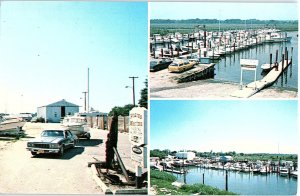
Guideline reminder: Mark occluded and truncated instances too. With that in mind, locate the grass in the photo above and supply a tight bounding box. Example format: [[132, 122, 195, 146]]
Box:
[[151, 169, 237, 195], [150, 23, 298, 36]]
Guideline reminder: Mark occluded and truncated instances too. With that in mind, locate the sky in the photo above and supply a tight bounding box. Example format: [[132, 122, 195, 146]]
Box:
[[150, 100, 298, 154], [0, 1, 148, 114], [150, 2, 298, 20]]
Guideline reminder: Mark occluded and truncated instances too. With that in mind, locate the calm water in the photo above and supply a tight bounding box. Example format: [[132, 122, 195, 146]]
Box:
[[153, 31, 298, 89], [174, 167, 297, 195], [214, 31, 298, 89]]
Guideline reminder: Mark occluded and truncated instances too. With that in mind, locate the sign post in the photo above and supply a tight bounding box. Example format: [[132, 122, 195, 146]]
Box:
[[129, 107, 147, 188]]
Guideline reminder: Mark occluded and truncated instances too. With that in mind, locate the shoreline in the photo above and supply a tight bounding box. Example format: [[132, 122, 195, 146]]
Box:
[[150, 78, 297, 99]]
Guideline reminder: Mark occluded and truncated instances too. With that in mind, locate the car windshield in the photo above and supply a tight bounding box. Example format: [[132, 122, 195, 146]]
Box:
[[150, 61, 158, 67], [41, 130, 64, 137]]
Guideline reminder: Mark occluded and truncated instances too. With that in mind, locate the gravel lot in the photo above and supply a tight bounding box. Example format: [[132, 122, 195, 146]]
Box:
[[0, 123, 134, 194]]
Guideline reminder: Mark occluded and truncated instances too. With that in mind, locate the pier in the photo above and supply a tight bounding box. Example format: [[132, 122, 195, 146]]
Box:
[[231, 58, 292, 98]]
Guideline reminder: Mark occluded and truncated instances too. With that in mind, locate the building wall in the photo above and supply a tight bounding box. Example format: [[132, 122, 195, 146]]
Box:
[[176, 152, 195, 160], [37, 106, 79, 123]]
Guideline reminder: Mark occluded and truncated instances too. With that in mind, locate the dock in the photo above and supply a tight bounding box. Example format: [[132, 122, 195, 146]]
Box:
[[163, 168, 187, 174], [231, 59, 292, 98], [171, 63, 215, 83]]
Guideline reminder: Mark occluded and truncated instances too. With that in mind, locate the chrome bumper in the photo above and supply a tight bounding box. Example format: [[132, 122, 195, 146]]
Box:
[[27, 147, 60, 154]]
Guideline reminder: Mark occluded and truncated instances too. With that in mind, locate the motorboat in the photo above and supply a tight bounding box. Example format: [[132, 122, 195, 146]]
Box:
[[61, 113, 90, 139], [279, 167, 289, 177], [0, 116, 26, 135]]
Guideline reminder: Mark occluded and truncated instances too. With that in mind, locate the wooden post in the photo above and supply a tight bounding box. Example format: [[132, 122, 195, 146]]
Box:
[[171, 46, 173, 58], [291, 47, 293, 63], [286, 51, 289, 67], [269, 53, 272, 69], [161, 48, 163, 58], [202, 173, 205, 184], [225, 170, 228, 191], [281, 54, 285, 71]]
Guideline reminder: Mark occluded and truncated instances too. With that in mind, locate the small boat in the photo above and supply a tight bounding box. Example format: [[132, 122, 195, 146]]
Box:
[[0, 116, 26, 135], [279, 167, 289, 177], [61, 113, 90, 139], [261, 63, 275, 71], [291, 170, 298, 178]]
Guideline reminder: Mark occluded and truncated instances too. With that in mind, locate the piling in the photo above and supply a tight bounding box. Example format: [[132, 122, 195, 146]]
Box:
[[291, 47, 293, 63], [281, 54, 285, 69], [286, 51, 289, 68], [269, 53, 272, 69], [170, 46, 173, 58], [225, 170, 228, 191], [160, 48, 163, 58], [202, 173, 205, 184]]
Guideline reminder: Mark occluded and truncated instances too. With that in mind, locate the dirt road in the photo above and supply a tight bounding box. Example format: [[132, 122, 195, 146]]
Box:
[[0, 123, 133, 194]]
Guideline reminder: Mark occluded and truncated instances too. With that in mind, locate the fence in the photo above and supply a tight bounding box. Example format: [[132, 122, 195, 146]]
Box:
[[86, 115, 129, 133]]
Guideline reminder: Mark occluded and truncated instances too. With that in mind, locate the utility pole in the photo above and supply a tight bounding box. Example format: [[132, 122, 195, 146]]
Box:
[[87, 68, 90, 112], [129, 76, 138, 106], [82, 91, 87, 112]]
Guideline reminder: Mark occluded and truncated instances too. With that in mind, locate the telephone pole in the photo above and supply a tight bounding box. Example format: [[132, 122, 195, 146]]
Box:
[[129, 76, 138, 106], [82, 91, 87, 112]]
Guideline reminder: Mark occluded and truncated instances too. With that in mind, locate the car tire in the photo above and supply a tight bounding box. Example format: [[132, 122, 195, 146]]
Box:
[[86, 133, 91, 140], [31, 152, 37, 156], [59, 146, 64, 156]]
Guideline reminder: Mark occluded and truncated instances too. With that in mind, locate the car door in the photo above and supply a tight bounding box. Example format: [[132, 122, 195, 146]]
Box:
[[64, 130, 71, 148]]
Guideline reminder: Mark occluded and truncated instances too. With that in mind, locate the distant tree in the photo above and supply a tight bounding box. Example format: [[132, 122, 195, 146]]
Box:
[[108, 104, 134, 116], [150, 149, 169, 159], [138, 79, 148, 109]]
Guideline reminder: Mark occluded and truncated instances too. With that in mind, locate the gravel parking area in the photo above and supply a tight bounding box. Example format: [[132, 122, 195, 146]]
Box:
[[0, 123, 134, 194]]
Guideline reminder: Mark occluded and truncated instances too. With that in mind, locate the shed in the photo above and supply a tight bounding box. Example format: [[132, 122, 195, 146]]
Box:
[[37, 99, 79, 123]]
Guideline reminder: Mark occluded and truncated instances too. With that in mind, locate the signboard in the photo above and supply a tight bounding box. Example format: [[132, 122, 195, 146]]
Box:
[[131, 145, 147, 168], [240, 59, 258, 70], [129, 107, 147, 146], [129, 107, 148, 168]]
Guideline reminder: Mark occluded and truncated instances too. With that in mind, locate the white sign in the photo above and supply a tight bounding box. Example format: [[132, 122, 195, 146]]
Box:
[[240, 59, 259, 70], [131, 145, 147, 168], [129, 107, 147, 146], [129, 107, 148, 168]]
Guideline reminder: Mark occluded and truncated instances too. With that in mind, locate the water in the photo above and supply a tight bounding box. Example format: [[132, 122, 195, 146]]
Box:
[[174, 167, 297, 195], [153, 31, 298, 89], [214, 32, 298, 89]]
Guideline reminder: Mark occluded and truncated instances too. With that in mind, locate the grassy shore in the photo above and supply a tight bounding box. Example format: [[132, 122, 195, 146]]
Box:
[[151, 169, 237, 195], [150, 23, 298, 35]]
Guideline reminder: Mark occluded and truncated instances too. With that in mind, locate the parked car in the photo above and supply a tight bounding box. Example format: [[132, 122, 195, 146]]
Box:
[[27, 128, 78, 156], [150, 58, 172, 72], [168, 59, 195, 73]]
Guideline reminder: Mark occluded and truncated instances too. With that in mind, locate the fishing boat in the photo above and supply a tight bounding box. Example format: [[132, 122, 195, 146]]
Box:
[[291, 170, 298, 179], [0, 116, 26, 135]]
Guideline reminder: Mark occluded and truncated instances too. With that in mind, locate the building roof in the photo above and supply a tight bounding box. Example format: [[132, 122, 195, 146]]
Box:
[[41, 99, 79, 108]]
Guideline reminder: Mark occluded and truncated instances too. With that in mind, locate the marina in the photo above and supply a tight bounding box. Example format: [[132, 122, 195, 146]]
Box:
[[150, 29, 298, 98], [174, 166, 297, 195]]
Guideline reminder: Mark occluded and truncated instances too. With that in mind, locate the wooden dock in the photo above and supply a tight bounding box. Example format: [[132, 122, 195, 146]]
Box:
[[163, 168, 187, 174], [231, 59, 292, 98], [171, 63, 215, 83]]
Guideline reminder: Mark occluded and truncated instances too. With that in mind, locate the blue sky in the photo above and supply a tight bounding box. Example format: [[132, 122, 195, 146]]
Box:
[[150, 2, 298, 20], [150, 100, 298, 154], [0, 1, 148, 113]]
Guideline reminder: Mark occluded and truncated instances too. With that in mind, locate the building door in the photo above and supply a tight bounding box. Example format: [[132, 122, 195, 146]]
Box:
[[61, 106, 66, 118]]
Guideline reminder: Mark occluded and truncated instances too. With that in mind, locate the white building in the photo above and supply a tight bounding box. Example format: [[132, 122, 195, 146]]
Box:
[[175, 151, 196, 160], [37, 99, 79, 123]]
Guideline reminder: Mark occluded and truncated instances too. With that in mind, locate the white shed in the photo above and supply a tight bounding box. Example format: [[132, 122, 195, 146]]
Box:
[[176, 151, 196, 160], [37, 99, 79, 123]]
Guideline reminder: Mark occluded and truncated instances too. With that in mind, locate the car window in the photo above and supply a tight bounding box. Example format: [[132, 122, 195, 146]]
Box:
[[42, 130, 64, 137]]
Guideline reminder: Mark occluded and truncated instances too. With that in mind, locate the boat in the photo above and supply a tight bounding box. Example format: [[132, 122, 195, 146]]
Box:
[[261, 63, 275, 71], [61, 113, 90, 139], [291, 170, 298, 178], [0, 116, 26, 135], [279, 167, 289, 177]]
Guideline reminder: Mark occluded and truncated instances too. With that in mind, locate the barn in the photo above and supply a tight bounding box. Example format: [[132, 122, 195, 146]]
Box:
[[37, 99, 79, 123]]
